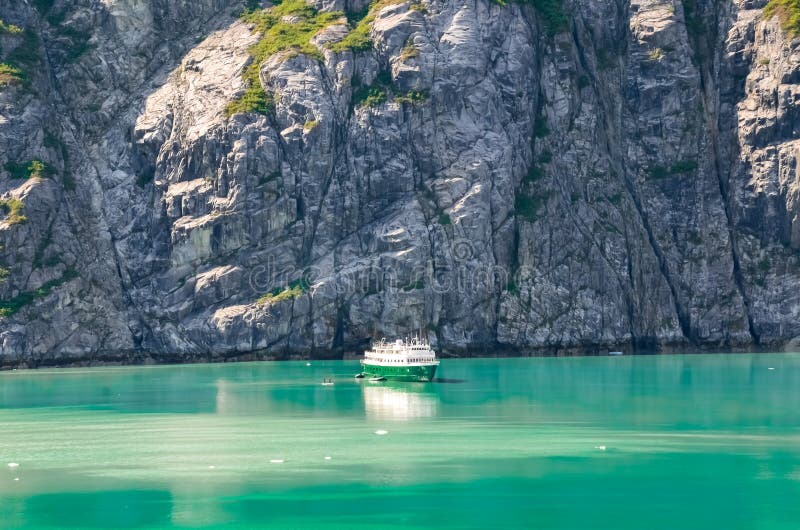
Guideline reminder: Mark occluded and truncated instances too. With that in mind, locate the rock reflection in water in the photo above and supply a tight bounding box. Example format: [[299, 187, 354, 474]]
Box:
[[362, 383, 439, 420]]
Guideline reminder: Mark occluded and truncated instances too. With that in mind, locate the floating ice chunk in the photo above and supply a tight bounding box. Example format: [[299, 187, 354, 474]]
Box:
[[7, 463, 18, 468], [595, 446, 606, 451], [375, 430, 388, 435], [270, 459, 285, 464], [324, 456, 332, 460]]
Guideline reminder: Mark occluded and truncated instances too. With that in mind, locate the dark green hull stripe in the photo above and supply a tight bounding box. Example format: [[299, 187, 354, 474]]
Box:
[[361, 363, 438, 382]]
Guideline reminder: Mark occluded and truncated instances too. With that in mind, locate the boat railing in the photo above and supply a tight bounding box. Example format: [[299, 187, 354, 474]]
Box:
[[370, 343, 432, 351], [366, 348, 435, 356]]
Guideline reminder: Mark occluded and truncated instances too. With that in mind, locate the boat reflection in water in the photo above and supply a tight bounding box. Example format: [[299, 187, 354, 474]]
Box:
[[362, 383, 439, 420]]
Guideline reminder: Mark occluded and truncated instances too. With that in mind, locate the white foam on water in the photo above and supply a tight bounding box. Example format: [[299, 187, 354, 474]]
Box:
[[270, 459, 285, 464], [7, 463, 19, 468], [375, 430, 388, 435]]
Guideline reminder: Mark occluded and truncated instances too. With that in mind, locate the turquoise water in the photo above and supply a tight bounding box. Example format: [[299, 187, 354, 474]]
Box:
[[1, 354, 800, 529]]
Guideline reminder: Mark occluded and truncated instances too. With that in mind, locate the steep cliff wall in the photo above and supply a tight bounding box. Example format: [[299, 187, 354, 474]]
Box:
[[1, 0, 800, 366]]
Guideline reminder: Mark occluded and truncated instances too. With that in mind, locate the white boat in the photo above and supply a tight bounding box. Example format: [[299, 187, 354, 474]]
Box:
[[361, 337, 439, 382], [609, 351, 623, 356]]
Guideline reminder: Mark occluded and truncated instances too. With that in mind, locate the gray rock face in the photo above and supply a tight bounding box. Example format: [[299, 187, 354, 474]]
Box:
[[2, 0, 800, 366]]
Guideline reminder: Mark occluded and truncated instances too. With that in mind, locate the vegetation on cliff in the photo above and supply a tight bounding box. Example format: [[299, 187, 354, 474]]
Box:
[[492, 0, 568, 36], [0, 269, 78, 317], [0, 19, 22, 35], [257, 278, 309, 306], [329, 8, 374, 52], [0, 63, 23, 88], [0, 19, 26, 88], [227, 0, 343, 116], [0, 198, 27, 225], [647, 159, 699, 180], [522, 0, 568, 36], [764, 0, 800, 37], [5, 160, 51, 180], [330, 0, 417, 53], [351, 70, 428, 109]]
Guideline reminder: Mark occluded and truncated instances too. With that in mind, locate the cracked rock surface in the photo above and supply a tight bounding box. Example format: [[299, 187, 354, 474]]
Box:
[[1, 0, 800, 366]]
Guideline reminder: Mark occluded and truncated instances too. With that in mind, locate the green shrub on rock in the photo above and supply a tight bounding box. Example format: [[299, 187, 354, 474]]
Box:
[[4, 160, 52, 179], [257, 278, 310, 306], [0, 63, 24, 88], [0, 198, 27, 225], [764, 0, 800, 37], [228, 0, 343, 117]]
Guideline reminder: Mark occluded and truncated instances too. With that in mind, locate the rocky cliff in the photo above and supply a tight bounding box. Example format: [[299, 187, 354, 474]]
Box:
[[1, 0, 799, 366]]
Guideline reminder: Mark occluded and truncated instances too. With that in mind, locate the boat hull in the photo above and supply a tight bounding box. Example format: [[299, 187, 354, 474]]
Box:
[[360, 362, 438, 382]]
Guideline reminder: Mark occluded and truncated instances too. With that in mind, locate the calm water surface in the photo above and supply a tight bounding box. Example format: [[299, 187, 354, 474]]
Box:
[[1, 354, 800, 529]]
